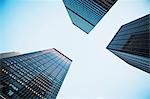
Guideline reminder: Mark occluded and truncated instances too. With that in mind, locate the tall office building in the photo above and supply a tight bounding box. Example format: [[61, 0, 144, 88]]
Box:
[[0, 48, 72, 99], [107, 14, 150, 73], [63, 0, 118, 34]]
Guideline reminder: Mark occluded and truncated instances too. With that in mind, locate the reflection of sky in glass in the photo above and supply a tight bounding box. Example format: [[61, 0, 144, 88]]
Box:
[[63, 0, 105, 25], [67, 9, 94, 33], [0, 0, 150, 99], [63, 0, 107, 33]]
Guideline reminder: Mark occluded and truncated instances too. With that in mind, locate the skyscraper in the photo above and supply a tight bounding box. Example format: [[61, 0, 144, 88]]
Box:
[[107, 14, 150, 73], [63, 0, 118, 34], [0, 48, 72, 99]]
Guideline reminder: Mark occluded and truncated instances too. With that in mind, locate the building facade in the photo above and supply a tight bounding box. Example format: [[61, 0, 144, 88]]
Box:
[[63, 0, 118, 34], [0, 48, 72, 99], [107, 14, 150, 73]]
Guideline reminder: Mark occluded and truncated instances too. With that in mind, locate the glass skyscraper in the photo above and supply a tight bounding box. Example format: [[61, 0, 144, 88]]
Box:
[[107, 14, 150, 73], [63, 0, 118, 34], [0, 48, 72, 99]]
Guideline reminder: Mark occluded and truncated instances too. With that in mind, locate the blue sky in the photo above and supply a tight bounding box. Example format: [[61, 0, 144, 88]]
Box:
[[0, 0, 150, 99]]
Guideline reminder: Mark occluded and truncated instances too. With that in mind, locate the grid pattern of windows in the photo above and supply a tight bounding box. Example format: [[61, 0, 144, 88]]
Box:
[[107, 14, 150, 73], [110, 50, 150, 73], [94, 0, 117, 10], [0, 48, 72, 99], [63, 0, 117, 33]]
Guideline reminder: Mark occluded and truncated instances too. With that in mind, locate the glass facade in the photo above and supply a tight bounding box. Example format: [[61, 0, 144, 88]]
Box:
[[107, 14, 150, 73], [63, 0, 117, 34], [0, 48, 72, 99]]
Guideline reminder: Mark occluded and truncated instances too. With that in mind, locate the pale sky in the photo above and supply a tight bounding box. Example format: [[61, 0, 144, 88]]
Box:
[[0, 0, 150, 99]]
